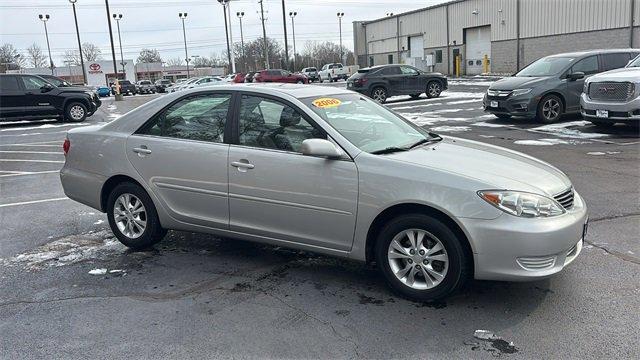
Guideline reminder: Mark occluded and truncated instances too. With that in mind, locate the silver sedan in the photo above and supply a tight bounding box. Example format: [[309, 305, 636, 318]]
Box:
[[60, 83, 588, 301]]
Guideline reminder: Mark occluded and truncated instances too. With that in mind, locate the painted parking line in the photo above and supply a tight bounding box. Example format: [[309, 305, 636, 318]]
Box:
[[0, 197, 69, 208], [0, 159, 64, 163], [0, 170, 60, 178], [0, 130, 68, 137], [0, 141, 61, 147]]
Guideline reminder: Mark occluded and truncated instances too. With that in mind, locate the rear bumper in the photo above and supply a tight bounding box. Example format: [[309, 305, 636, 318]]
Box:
[[580, 93, 640, 122], [60, 165, 106, 212], [461, 191, 588, 281]]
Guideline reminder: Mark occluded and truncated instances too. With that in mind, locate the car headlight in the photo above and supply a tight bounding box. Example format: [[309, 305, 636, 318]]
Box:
[[478, 190, 565, 218], [511, 88, 532, 97]]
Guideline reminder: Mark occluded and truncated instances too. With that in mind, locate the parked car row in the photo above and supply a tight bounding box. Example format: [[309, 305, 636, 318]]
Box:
[[484, 48, 640, 125], [0, 73, 101, 123]]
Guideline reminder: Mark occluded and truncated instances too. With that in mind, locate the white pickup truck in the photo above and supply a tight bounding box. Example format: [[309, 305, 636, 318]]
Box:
[[319, 63, 354, 82]]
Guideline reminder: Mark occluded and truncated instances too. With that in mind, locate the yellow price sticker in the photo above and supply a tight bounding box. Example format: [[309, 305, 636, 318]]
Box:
[[312, 98, 342, 108]]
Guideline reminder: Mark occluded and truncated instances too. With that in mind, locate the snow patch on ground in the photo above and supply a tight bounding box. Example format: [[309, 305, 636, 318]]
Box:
[[448, 80, 495, 86], [93, 219, 104, 225], [587, 151, 621, 155], [471, 121, 513, 128], [513, 138, 588, 146], [88, 268, 107, 275], [530, 121, 609, 139], [0, 123, 88, 132], [430, 125, 471, 133], [1, 230, 126, 270]]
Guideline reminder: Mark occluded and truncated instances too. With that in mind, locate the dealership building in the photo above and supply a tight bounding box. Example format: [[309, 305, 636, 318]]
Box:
[[353, 0, 639, 75]]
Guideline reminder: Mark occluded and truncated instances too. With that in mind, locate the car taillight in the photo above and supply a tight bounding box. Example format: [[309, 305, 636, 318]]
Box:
[[63, 138, 70, 156]]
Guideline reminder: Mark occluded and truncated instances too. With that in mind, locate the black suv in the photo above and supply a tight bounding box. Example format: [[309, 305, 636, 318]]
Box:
[[0, 74, 98, 123], [347, 64, 448, 103], [38, 74, 101, 116]]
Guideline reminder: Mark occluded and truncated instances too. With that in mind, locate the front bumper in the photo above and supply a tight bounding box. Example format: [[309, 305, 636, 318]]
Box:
[[483, 93, 538, 118], [460, 191, 588, 281], [580, 93, 640, 123]]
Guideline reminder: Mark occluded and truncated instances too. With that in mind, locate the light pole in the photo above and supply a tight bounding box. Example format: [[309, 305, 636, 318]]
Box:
[[258, 0, 269, 69], [289, 11, 297, 71], [38, 14, 54, 74], [104, 0, 119, 84], [69, 1, 86, 84], [237, 11, 246, 72], [112, 14, 125, 76], [217, 0, 233, 74], [179, 12, 190, 78], [337, 12, 344, 64], [281, 0, 289, 70]]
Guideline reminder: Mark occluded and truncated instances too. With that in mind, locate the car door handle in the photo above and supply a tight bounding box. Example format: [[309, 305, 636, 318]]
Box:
[[231, 161, 254, 169], [133, 147, 152, 155]]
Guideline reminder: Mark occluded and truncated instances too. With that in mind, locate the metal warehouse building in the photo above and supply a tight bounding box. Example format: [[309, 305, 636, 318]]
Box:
[[353, 0, 639, 75]]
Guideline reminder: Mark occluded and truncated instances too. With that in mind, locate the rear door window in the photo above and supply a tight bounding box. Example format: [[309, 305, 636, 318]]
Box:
[[20, 76, 48, 90], [139, 93, 231, 143], [0, 76, 20, 91], [380, 66, 401, 76], [600, 53, 632, 71]]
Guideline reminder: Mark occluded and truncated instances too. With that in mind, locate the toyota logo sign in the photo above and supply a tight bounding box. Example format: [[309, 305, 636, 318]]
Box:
[[88, 63, 103, 74]]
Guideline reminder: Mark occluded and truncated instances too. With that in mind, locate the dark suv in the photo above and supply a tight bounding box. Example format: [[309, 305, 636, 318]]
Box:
[[0, 74, 98, 123], [38, 74, 101, 115], [347, 64, 448, 103], [484, 49, 640, 123]]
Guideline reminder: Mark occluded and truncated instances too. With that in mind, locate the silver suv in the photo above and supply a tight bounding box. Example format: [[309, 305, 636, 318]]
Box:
[[581, 55, 640, 127]]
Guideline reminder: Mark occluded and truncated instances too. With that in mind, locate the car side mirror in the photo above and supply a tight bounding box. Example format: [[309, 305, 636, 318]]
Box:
[[40, 83, 54, 92], [567, 72, 585, 81], [301, 139, 343, 159]]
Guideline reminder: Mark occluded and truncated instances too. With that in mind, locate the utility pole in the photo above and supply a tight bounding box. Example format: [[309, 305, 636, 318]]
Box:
[[237, 11, 246, 72], [112, 14, 125, 75], [227, 3, 236, 73], [281, 0, 289, 70], [289, 11, 297, 71], [337, 12, 344, 64], [179, 13, 190, 78], [258, 0, 269, 69], [218, 0, 233, 74], [104, 0, 119, 81], [69, 0, 86, 84], [38, 14, 54, 74]]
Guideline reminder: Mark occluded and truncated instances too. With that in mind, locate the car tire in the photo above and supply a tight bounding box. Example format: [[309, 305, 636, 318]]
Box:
[[371, 86, 388, 103], [296, 80, 304, 84], [107, 182, 167, 250], [426, 81, 442, 98], [537, 94, 564, 123], [65, 101, 88, 122], [410, 94, 421, 99], [495, 114, 511, 119], [375, 214, 470, 302]]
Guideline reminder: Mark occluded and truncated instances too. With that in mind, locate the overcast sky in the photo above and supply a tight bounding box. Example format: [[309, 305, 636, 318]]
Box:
[[0, 0, 447, 66]]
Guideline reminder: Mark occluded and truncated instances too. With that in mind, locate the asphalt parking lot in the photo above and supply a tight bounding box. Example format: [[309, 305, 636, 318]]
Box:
[[1, 80, 638, 359]]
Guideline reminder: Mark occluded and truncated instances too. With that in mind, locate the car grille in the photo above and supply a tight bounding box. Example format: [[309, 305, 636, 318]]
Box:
[[554, 188, 574, 210], [487, 89, 512, 98], [588, 82, 635, 102]]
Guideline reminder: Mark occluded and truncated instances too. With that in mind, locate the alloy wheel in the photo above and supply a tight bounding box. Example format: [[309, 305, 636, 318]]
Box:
[[428, 82, 441, 97], [542, 98, 561, 121], [387, 229, 449, 290], [69, 105, 85, 120], [113, 193, 147, 239], [372, 88, 387, 103]]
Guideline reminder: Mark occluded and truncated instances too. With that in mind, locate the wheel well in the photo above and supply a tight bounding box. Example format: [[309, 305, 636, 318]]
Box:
[[365, 203, 474, 271], [64, 97, 91, 111], [370, 84, 388, 93], [100, 175, 144, 212]]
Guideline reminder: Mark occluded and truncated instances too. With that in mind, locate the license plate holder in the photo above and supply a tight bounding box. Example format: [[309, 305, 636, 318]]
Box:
[[490, 100, 498, 108], [596, 109, 608, 118]]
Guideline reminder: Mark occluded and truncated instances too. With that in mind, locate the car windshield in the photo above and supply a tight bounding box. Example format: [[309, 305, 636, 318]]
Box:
[[302, 94, 438, 154], [627, 56, 640, 67], [516, 57, 575, 77]]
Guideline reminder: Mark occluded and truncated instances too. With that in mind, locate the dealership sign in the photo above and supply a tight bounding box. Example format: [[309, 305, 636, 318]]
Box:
[[88, 63, 103, 74]]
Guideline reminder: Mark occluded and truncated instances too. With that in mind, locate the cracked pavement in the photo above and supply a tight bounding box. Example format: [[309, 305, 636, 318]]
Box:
[[1, 83, 638, 359]]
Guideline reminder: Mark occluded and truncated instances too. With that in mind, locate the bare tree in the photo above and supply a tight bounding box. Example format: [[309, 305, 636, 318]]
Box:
[[0, 43, 25, 69], [26, 43, 47, 68], [137, 48, 162, 63], [166, 57, 183, 66], [63, 42, 102, 65]]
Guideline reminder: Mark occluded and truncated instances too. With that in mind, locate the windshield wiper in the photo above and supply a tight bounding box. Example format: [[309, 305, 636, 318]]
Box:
[[370, 147, 409, 155], [407, 135, 443, 149]]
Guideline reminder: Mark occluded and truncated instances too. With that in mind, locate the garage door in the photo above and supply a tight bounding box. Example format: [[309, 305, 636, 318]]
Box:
[[409, 36, 423, 59], [465, 26, 491, 75]]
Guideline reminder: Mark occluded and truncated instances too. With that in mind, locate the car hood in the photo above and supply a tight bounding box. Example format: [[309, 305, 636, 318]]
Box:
[[587, 67, 640, 82], [384, 137, 571, 196], [489, 76, 552, 90]]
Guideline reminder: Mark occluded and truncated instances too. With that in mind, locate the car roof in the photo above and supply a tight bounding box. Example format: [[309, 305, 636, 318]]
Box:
[[547, 48, 639, 58], [180, 83, 353, 99]]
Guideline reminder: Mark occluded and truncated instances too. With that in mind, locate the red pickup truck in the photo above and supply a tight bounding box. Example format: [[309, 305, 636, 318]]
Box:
[[253, 69, 308, 84]]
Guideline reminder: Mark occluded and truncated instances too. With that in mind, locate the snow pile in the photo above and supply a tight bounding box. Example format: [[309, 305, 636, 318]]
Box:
[[529, 121, 609, 139]]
